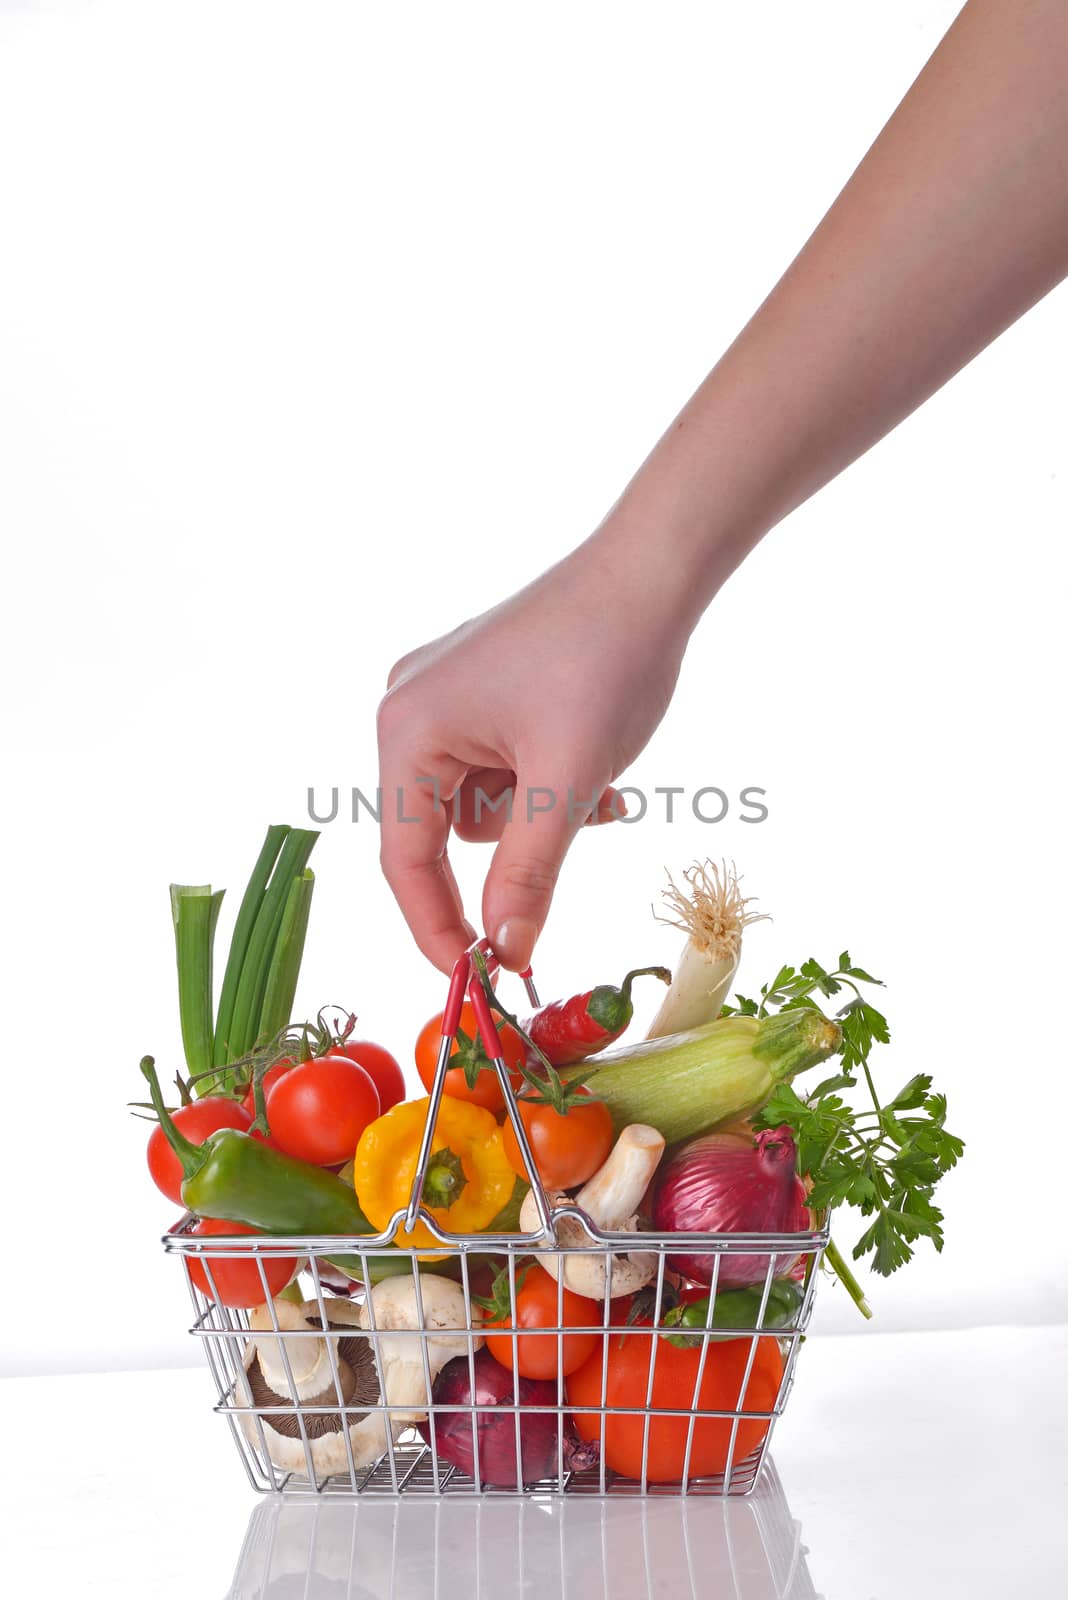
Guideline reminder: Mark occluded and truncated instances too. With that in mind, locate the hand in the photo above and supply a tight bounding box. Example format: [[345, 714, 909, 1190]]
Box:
[[377, 532, 690, 972]]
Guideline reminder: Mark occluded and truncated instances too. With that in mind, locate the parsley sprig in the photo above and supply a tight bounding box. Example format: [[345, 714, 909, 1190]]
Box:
[[726, 954, 964, 1306]]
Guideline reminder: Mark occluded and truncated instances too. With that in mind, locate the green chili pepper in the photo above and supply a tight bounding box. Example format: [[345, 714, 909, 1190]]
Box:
[[660, 1277, 804, 1348], [141, 1057, 426, 1284]]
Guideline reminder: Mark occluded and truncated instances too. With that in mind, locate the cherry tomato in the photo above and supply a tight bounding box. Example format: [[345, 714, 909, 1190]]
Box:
[[415, 1001, 525, 1112], [265, 1054, 380, 1165], [240, 1058, 295, 1118], [485, 1263, 600, 1380], [502, 1089, 613, 1189], [147, 1097, 252, 1205], [334, 1040, 406, 1114], [186, 1219, 297, 1308], [567, 1324, 784, 1482]]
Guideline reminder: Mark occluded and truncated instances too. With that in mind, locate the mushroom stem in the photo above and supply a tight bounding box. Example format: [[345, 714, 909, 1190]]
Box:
[[518, 1124, 666, 1299], [249, 1300, 339, 1399], [357, 1276, 484, 1460], [573, 1124, 666, 1229]]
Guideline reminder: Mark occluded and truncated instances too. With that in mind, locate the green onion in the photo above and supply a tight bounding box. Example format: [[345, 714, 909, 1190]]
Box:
[[170, 884, 225, 1089], [646, 861, 766, 1039], [256, 868, 315, 1047], [227, 828, 319, 1061], [212, 823, 290, 1070]]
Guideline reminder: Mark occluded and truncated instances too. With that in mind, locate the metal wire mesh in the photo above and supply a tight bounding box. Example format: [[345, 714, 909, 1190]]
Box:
[[165, 1208, 827, 1499]]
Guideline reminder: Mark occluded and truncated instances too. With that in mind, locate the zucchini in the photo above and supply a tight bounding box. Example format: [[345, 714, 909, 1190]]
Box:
[[563, 1008, 841, 1144]]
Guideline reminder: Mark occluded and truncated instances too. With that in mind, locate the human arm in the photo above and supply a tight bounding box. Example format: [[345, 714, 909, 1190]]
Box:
[[378, 0, 1068, 973]]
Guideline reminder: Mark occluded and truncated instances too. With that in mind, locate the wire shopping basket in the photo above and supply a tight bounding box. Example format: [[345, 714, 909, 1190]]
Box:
[[163, 941, 828, 1498]]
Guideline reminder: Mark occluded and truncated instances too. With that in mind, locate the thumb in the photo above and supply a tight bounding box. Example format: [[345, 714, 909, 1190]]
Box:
[[481, 769, 605, 970]]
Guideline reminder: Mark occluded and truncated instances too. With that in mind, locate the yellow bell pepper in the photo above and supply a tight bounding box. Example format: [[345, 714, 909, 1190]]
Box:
[[354, 1095, 515, 1251]]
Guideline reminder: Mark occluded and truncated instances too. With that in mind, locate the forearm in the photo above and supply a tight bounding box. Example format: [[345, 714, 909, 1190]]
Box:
[[598, 0, 1068, 624]]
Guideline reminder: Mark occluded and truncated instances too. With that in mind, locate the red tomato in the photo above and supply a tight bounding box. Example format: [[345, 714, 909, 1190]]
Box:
[[266, 1054, 380, 1165], [415, 1000, 525, 1112], [241, 1058, 295, 1118], [147, 1097, 252, 1205], [485, 1264, 600, 1380], [502, 1090, 613, 1190], [334, 1040, 405, 1114], [567, 1326, 784, 1483], [186, 1219, 297, 1308]]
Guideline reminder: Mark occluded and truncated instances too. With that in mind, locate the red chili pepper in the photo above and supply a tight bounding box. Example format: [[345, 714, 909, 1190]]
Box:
[[526, 967, 670, 1067]]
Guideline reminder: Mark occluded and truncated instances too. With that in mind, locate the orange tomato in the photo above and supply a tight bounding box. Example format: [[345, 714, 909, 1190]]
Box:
[[566, 1327, 784, 1483], [502, 1090, 613, 1189], [484, 1264, 600, 1380], [415, 1000, 525, 1112]]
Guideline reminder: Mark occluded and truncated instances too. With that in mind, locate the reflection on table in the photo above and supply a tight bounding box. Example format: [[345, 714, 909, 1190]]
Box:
[[224, 1460, 820, 1599]]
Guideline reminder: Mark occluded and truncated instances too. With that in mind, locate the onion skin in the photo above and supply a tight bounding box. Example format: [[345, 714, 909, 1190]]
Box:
[[652, 1126, 810, 1289], [418, 1348, 597, 1487]]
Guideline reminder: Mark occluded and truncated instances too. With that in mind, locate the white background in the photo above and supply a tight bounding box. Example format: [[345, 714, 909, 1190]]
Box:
[[1, 0, 1064, 1378]]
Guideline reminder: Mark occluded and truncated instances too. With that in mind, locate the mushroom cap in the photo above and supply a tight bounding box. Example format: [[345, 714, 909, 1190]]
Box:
[[358, 1273, 482, 1370]]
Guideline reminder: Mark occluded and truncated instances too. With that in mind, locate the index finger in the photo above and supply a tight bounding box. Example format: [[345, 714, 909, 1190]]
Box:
[[378, 743, 476, 973]]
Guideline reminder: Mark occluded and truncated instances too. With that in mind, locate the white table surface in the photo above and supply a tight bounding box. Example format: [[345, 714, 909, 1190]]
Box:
[[4, 1325, 1065, 1599]]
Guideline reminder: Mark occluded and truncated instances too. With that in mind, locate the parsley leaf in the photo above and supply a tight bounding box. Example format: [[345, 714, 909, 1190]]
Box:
[[747, 952, 964, 1302]]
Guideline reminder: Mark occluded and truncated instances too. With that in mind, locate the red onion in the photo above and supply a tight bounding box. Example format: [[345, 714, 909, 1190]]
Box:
[[652, 1125, 810, 1289], [418, 1348, 597, 1487]]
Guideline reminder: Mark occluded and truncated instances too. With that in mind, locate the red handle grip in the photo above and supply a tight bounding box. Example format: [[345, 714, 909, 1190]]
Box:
[[467, 972, 503, 1059], [442, 954, 471, 1036]]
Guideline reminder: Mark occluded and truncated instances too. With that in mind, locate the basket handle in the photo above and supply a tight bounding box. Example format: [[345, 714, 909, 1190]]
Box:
[[404, 940, 556, 1238]]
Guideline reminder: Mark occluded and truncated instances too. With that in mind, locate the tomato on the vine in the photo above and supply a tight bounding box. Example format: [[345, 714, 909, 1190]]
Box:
[[147, 1097, 252, 1205], [483, 1263, 600, 1380], [266, 1054, 380, 1165], [566, 1323, 784, 1482], [502, 1089, 613, 1190], [334, 1039, 405, 1114], [186, 1219, 297, 1308], [240, 1058, 294, 1118], [415, 1000, 525, 1112]]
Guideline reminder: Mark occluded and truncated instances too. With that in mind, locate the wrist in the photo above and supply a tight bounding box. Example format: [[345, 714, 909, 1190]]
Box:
[[587, 436, 767, 641]]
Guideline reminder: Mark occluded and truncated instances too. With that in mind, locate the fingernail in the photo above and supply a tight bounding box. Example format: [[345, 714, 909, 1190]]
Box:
[[494, 916, 539, 969], [587, 793, 626, 824]]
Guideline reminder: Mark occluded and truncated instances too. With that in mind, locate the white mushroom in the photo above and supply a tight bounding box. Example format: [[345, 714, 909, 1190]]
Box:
[[248, 1298, 347, 1400], [519, 1123, 666, 1299], [239, 1277, 482, 1481], [355, 1275, 481, 1465]]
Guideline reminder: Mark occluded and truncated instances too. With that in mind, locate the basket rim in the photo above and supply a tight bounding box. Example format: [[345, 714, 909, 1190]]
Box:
[[162, 1206, 832, 1255]]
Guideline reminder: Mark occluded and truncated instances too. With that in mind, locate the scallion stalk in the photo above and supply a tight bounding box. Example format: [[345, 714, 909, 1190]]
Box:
[[646, 861, 766, 1039], [212, 823, 290, 1070], [227, 828, 319, 1060], [256, 868, 315, 1047], [170, 884, 225, 1088]]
